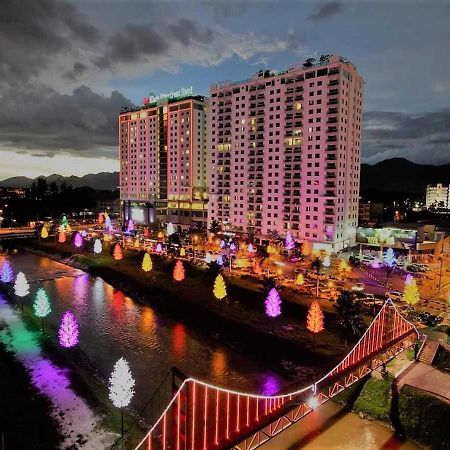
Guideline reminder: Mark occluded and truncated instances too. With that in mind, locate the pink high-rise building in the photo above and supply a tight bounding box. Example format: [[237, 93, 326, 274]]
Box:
[[207, 55, 363, 252], [119, 94, 208, 229]]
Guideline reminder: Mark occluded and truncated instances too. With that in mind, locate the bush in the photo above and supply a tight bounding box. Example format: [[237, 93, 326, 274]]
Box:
[[434, 346, 450, 373], [398, 385, 450, 450]]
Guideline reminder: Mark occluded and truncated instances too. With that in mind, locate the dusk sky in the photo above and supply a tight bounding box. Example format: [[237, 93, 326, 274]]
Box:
[[1, 0, 449, 180]]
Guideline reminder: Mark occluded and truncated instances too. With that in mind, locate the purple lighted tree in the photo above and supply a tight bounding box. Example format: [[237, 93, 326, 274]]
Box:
[[265, 287, 282, 332], [405, 273, 414, 286], [58, 311, 79, 348], [1, 260, 13, 283], [128, 219, 134, 232], [284, 231, 295, 251], [73, 232, 83, 248]]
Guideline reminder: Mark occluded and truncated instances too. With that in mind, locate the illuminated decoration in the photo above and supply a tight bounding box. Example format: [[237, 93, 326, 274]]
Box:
[[14, 272, 29, 298], [265, 288, 282, 318], [134, 239, 140, 249], [180, 247, 186, 257], [296, 273, 304, 286], [81, 229, 87, 237], [157, 231, 164, 239], [1, 260, 13, 283], [402, 278, 420, 307], [61, 215, 69, 229], [323, 255, 331, 268], [103, 233, 112, 242], [405, 274, 413, 286], [73, 232, 83, 248], [338, 258, 351, 274], [105, 214, 112, 230], [247, 243, 254, 253], [40, 226, 48, 239], [58, 231, 66, 243], [98, 213, 105, 224], [173, 260, 185, 282], [130, 300, 419, 450], [213, 274, 227, 300], [220, 240, 226, 249], [142, 253, 153, 273], [93, 239, 102, 255], [113, 243, 123, 261], [284, 231, 295, 251], [143, 228, 149, 238], [58, 311, 79, 348], [307, 300, 324, 336], [230, 242, 236, 252], [302, 240, 312, 256], [33, 287, 51, 332], [109, 357, 135, 435], [383, 248, 396, 268], [205, 252, 212, 264], [167, 222, 175, 236], [66, 224, 72, 233], [216, 254, 224, 266], [371, 257, 380, 269], [253, 261, 263, 275], [156, 243, 162, 253], [128, 219, 134, 232]]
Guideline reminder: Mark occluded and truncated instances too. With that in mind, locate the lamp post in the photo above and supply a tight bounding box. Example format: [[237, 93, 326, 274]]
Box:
[[193, 235, 198, 263]]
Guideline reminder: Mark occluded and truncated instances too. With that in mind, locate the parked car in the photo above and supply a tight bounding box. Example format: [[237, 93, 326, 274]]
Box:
[[351, 282, 365, 292], [385, 290, 402, 302]]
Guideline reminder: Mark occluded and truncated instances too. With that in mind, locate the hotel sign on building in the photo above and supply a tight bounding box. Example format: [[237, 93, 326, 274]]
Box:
[[143, 86, 194, 105]]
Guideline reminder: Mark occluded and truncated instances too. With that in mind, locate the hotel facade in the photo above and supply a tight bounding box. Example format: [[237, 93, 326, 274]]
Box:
[[207, 55, 363, 252], [119, 94, 208, 229]]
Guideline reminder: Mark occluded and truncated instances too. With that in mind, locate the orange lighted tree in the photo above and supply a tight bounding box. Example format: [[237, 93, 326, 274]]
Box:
[[296, 273, 304, 286], [113, 243, 123, 261], [302, 240, 311, 257], [58, 231, 66, 243], [173, 260, 185, 282], [338, 259, 351, 276], [307, 300, 324, 349]]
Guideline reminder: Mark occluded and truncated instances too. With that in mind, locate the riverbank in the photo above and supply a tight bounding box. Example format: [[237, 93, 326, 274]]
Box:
[[20, 239, 354, 381]]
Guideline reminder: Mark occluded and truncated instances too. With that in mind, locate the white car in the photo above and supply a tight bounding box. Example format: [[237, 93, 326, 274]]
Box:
[[351, 282, 365, 292], [385, 290, 402, 302]]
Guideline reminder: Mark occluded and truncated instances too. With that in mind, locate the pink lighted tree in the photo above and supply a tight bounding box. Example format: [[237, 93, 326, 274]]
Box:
[[284, 231, 295, 251], [58, 311, 79, 348], [265, 288, 281, 332], [73, 232, 83, 248]]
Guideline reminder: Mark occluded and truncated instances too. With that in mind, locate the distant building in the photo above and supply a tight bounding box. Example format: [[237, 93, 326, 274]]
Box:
[[95, 191, 120, 214], [208, 55, 364, 252], [358, 199, 384, 226], [0, 187, 28, 200], [119, 94, 208, 229], [426, 183, 449, 210]]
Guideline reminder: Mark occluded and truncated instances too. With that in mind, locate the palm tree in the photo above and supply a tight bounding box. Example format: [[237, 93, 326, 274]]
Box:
[[311, 257, 322, 297], [334, 291, 366, 345]]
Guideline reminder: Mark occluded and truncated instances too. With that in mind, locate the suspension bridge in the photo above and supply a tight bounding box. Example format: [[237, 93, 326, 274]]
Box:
[[128, 299, 418, 450]]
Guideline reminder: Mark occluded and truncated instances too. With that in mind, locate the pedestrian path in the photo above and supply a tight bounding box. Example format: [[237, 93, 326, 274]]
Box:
[[0, 293, 116, 449]]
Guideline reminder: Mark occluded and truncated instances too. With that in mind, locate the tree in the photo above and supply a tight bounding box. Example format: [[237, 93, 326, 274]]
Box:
[[33, 287, 52, 333], [338, 258, 351, 275], [302, 240, 311, 256], [173, 260, 185, 282], [213, 274, 227, 300], [109, 357, 135, 436], [167, 222, 174, 236], [113, 243, 123, 261], [405, 273, 413, 286], [105, 214, 112, 230], [334, 291, 365, 344], [209, 219, 221, 235], [180, 247, 186, 257], [73, 232, 83, 248], [323, 255, 331, 268], [93, 239, 102, 255], [58, 231, 66, 243], [40, 226, 48, 239], [14, 272, 29, 310], [61, 215, 69, 229], [156, 242, 162, 253], [265, 288, 281, 331], [402, 278, 420, 308], [205, 252, 212, 264], [384, 247, 396, 267], [58, 311, 79, 348], [98, 213, 104, 224], [296, 273, 304, 286], [128, 219, 134, 232], [284, 231, 295, 251], [307, 300, 324, 349], [1, 260, 13, 283], [142, 253, 152, 274]]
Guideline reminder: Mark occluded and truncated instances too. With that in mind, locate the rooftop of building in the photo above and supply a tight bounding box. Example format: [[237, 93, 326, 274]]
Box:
[[119, 95, 206, 115]]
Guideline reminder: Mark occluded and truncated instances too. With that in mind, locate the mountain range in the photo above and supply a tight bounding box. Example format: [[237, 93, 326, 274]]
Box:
[[0, 158, 449, 197]]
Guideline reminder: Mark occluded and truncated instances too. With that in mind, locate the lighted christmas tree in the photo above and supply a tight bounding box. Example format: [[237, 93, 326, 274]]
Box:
[[402, 278, 420, 308], [142, 253, 152, 274], [40, 226, 48, 239], [216, 254, 224, 266], [143, 228, 149, 238], [285, 231, 295, 251], [384, 248, 396, 268], [33, 287, 51, 333], [180, 247, 186, 257], [128, 219, 134, 232], [296, 273, 304, 286], [213, 274, 227, 300], [81, 229, 87, 237], [1, 260, 13, 283], [220, 239, 226, 248], [133, 239, 140, 249], [205, 252, 212, 264], [93, 239, 102, 255], [109, 357, 135, 436], [405, 273, 413, 286], [247, 243, 254, 253], [105, 215, 112, 230], [58, 311, 79, 348], [338, 258, 350, 275], [307, 300, 324, 349], [73, 232, 83, 248], [173, 260, 185, 282], [230, 242, 236, 251], [167, 222, 174, 236], [302, 240, 311, 256], [58, 231, 66, 243], [371, 257, 380, 269], [156, 243, 162, 253], [323, 255, 331, 267], [265, 288, 282, 318], [98, 213, 104, 224], [113, 243, 123, 261], [61, 215, 69, 229], [14, 271, 29, 310]]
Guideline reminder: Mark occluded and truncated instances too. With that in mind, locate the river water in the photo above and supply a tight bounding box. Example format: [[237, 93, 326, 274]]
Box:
[[1, 252, 421, 449]]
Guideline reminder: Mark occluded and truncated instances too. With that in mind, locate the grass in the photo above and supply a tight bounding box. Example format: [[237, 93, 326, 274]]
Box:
[[353, 374, 394, 421], [0, 339, 64, 450]]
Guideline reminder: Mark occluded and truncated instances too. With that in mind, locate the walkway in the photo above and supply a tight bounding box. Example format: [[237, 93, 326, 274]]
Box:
[[0, 294, 116, 449], [396, 361, 450, 402]]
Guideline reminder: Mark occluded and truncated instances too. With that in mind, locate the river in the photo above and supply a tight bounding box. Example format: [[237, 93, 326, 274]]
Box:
[[0, 252, 421, 449]]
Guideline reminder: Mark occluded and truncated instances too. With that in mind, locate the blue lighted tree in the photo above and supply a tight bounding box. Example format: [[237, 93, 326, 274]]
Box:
[[383, 248, 396, 285]]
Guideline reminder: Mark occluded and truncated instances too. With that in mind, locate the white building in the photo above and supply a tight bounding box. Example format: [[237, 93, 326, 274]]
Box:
[[426, 184, 449, 210]]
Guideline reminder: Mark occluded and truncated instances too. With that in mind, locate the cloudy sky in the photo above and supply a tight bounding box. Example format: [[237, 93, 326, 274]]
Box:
[[0, 0, 449, 180]]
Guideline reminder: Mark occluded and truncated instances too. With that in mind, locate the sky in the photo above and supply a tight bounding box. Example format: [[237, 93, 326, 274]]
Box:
[[0, 0, 449, 180]]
